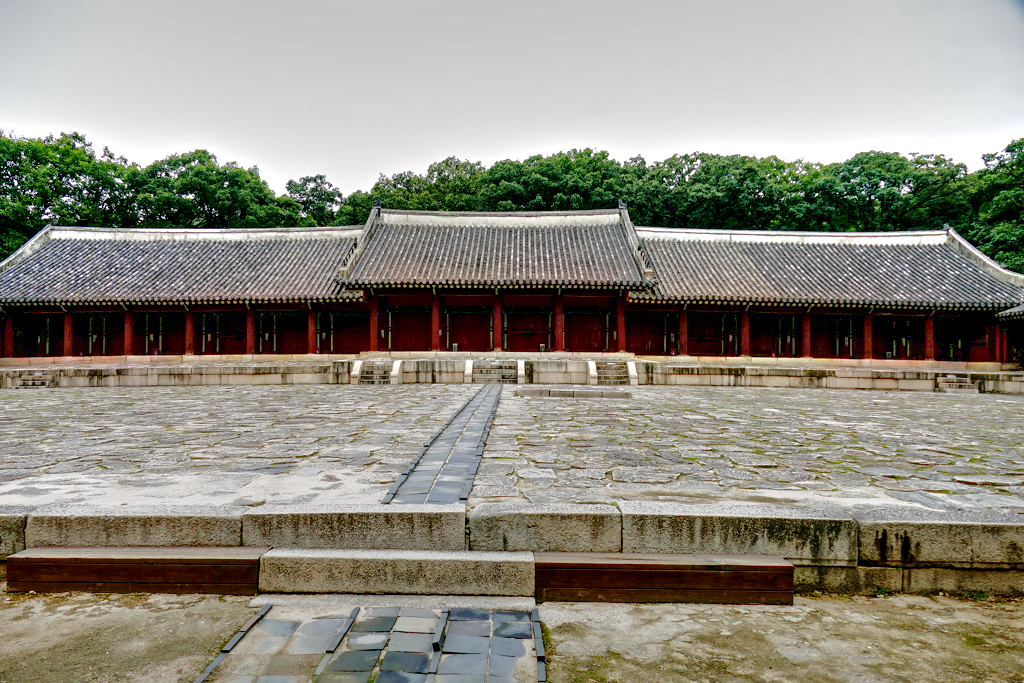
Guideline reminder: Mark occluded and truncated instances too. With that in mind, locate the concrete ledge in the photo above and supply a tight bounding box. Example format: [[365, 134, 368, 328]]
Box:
[[469, 503, 621, 552], [259, 548, 535, 595], [620, 502, 858, 566], [0, 506, 31, 559], [853, 508, 1024, 568], [242, 504, 466, 550], [25, 505, 243, 547]]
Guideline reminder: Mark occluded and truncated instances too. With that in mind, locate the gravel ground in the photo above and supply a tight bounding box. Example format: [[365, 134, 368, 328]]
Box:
[[540, 594, 1024, 683]]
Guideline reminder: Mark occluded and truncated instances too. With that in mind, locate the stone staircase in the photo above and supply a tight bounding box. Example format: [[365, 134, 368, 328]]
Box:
[[358, 362, 392, 385], [596, 361, 630, 385], [14, 371, 54, 389], [472, 360, 518, 384], [937, 375, 979, 394]]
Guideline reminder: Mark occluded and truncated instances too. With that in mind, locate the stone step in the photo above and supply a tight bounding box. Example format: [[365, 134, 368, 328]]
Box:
[[472, 361, 518, 384], [259, 549, 535, 595], [6, 546, 268, 594], [14, 372, 54, 388], [359, 363, 393, 385], [937, 377, 979, 394], [595, 362, 629, 386]]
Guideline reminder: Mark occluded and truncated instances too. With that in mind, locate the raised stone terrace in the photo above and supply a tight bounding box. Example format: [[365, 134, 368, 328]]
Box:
[[472, 386, 1024, 512], [1, 383, 1021, 513]]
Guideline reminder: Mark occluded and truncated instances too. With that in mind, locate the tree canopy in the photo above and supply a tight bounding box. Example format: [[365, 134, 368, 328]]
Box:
[[2, 130, 1022, 273]]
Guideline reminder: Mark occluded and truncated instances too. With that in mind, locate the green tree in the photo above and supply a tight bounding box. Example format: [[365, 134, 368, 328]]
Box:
[[478, 149, 625, 212], [799, 152, 969, 232], [0, 131, 132, 257], [286, 174, 343, 226], [127, 150, 303, 230], [964, 139, 1024, 272]]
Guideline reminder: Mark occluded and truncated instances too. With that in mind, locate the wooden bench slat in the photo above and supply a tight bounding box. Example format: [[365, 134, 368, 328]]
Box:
[[535, 552, 793, 570], [537, 568, 793, 591], [538, 587, 794, 605], [7, 581, 258, 595], [6, 547, 268, 595], [10, 563, 258, 585]]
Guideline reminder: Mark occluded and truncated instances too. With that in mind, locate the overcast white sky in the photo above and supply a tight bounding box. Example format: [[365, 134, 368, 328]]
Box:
[[2, 0, 1023, 195]]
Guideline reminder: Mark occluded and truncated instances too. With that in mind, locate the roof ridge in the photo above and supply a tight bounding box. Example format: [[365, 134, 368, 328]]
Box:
[[378, 208, 621, 217]]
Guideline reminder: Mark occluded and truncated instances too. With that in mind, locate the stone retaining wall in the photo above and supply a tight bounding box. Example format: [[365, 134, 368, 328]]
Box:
[[2, 359, 1022, 393], [4, 502, 1023, 595]]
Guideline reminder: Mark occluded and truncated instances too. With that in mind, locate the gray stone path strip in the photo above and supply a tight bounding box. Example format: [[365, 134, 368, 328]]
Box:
[[203, 604, 539, 683], [386, 385, 502, 505]]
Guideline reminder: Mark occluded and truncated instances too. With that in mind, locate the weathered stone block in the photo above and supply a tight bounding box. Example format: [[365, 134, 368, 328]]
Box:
[[794, 565, 901, 595], [469, 503, 621, 552], [0, 506, 30, 558], [242, 504, 466, 550], [903, 566, 1024, 595], [26, 505, 242, 547], [853, 508, 1024, 568], [620, 502, 858, 566], [259, 548, 534, 595]]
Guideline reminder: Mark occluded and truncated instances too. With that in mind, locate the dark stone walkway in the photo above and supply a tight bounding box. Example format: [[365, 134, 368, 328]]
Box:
[[385, 385, 501, 505], [198, 604, 542, 682]]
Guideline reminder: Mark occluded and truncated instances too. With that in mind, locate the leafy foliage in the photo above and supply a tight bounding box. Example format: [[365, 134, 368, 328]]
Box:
[[1, 130, 1022, 273]]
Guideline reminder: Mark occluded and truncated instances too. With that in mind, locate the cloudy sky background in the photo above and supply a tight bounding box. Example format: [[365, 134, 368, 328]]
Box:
[[2, 0, 1023, 194]]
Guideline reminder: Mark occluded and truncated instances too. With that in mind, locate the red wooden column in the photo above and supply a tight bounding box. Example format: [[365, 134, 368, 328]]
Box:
[[616, 296, 627, 352], [493, 296, 502, 351], [995, 324, 1003, 363], [678, 309, 688, 356], [554, 296, 564, 352], [801, 313, 812, 357], [924, 316, 936, 361], [739, 311, 751, 356], [123, 311, 134, 356], [431, 295, 441, 351], [4, 316, 14, 358], [369, 295, 379, 352], [245, 310, 256, 354], [863, 314, 874, 359], [62, 312, 73, 356], [307, 310, 317, 354], [184, 311, 195, 355], [1004, 327, 1011, 364]]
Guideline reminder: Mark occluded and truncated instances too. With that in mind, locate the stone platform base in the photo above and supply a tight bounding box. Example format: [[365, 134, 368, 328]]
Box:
[[0, 357, 1021, 393]]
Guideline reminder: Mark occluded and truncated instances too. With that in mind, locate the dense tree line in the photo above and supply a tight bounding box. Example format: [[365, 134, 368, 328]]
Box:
[[2, 130, 1022, 272]]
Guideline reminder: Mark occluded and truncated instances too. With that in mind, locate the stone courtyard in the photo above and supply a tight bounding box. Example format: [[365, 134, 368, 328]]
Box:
[[473, 386, 1024, 512], [1, 384, 1022, 514]]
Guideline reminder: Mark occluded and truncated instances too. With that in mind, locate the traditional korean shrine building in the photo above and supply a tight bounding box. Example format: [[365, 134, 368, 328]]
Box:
[[0, 205, 1021, 364]]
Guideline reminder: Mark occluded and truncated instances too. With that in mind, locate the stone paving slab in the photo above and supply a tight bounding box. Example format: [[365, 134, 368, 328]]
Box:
[[206, 600, 539, 683], [471, 385, 1024, 515], [0, 384, 479, 510]]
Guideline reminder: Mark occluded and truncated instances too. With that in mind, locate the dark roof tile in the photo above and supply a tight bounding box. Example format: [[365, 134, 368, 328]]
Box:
[[0, 227, 359, 305], [635, 229, 1024, 310]]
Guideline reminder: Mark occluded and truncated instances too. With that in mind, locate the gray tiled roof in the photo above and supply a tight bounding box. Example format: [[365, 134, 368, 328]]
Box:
[[634, 228, 1024, 310], [341, 208, 653, 289], [0, 226, 360, 305], [998, 303, 1024, 319]]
